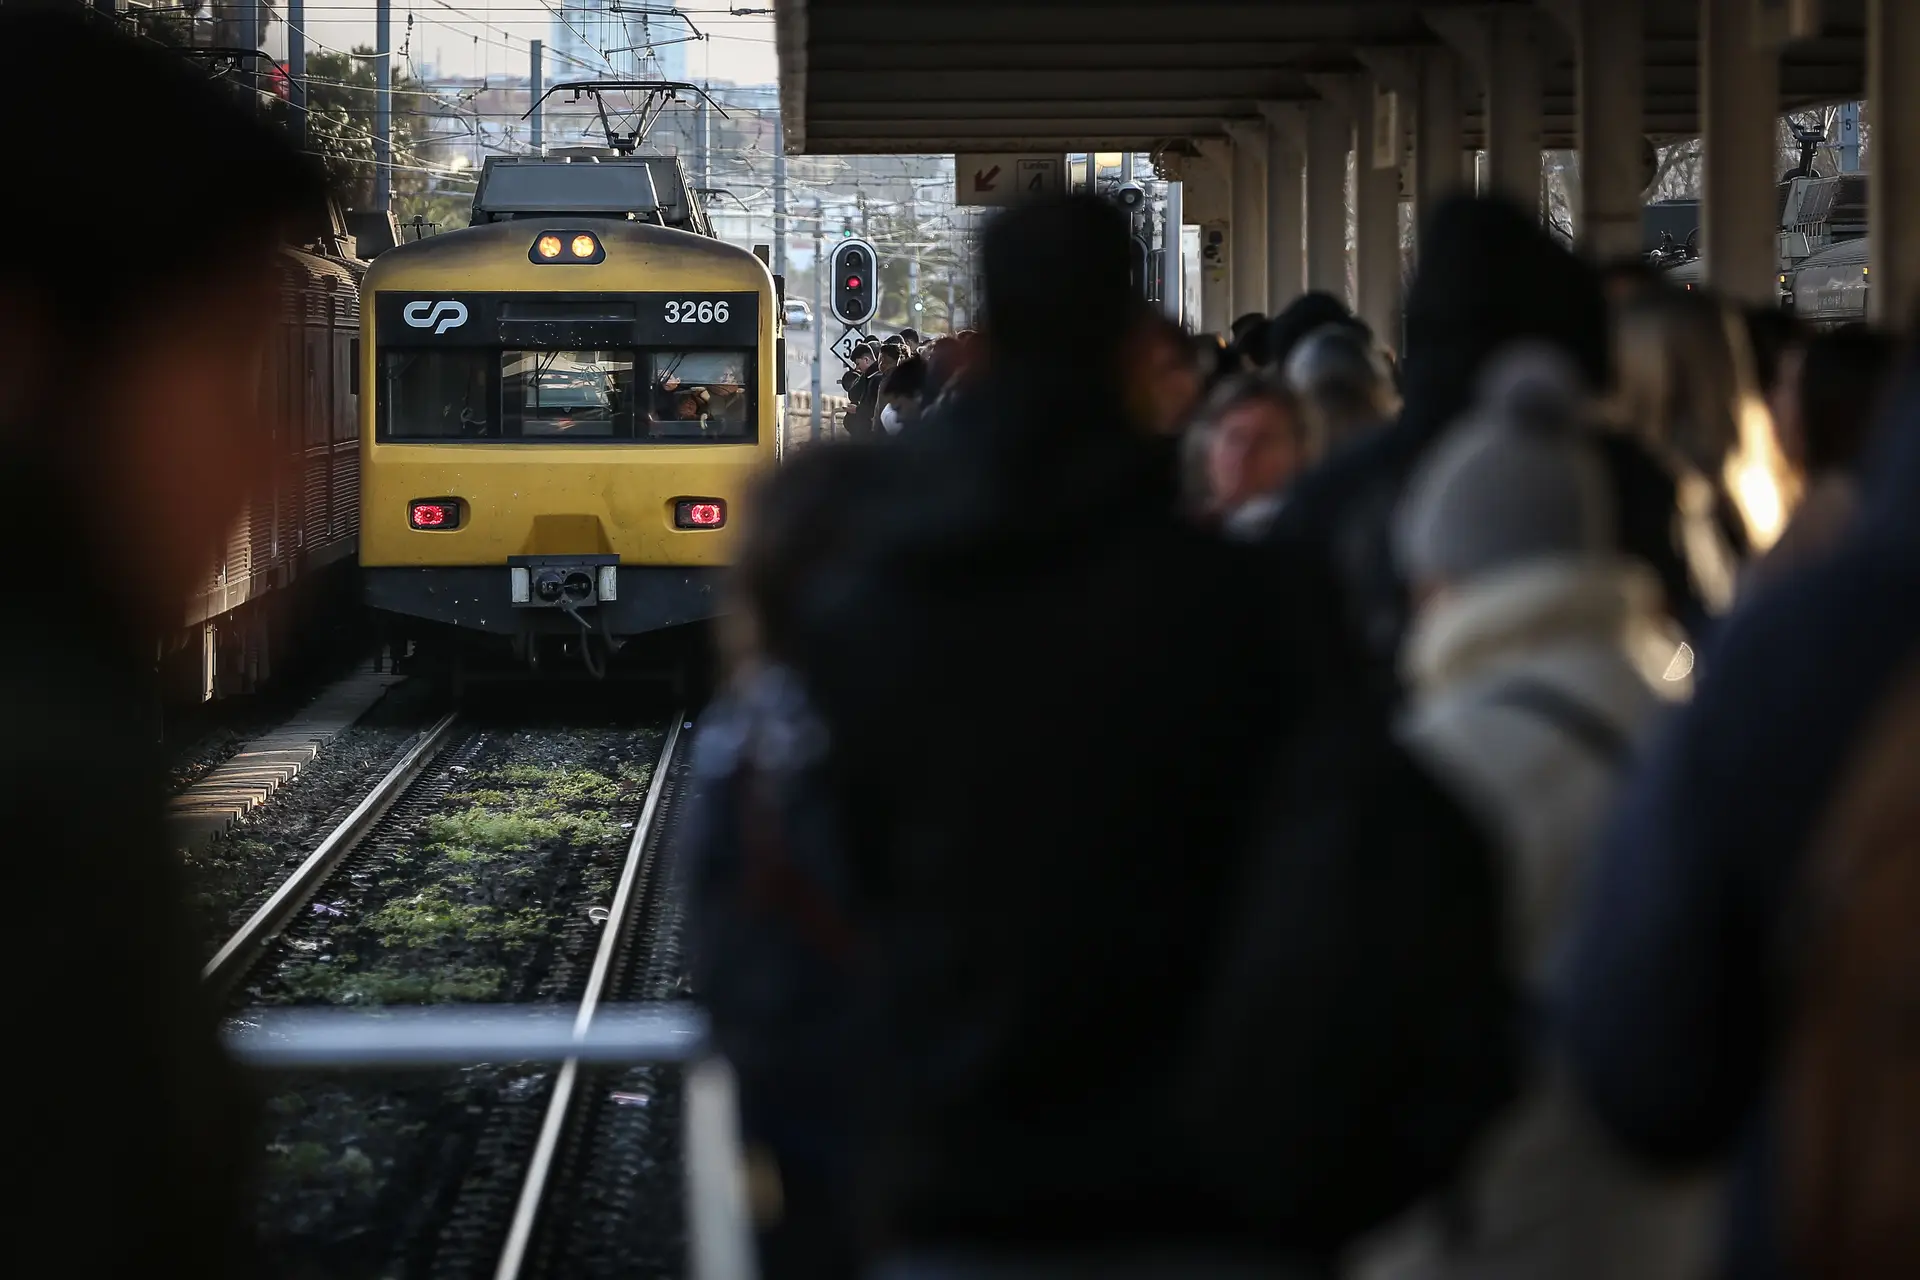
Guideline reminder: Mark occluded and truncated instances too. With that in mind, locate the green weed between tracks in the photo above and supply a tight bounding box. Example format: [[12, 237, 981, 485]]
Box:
[[282, 754, 653, 1006]]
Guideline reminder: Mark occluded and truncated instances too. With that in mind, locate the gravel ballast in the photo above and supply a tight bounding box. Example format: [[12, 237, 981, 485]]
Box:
[[239, 717, 673, 1279]]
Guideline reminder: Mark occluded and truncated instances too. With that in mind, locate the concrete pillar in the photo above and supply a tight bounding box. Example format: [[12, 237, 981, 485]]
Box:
[[1576, 0, 1645, 260], [1180, 140, 1234, 334], [1414, 45, 1466, 242], [1869, 0, 1920, 325], [1264, 111, 1306, 309], [1355, 82, 1403, 350], [1228, 122, 1269, 318], [1701, 0, 1780, 306], [1163, 181, 1186, 327], [1484, 5, 1544, 212], [1304, 100, 1350, 300]]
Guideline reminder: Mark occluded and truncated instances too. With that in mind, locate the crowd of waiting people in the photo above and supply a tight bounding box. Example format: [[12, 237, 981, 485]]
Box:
[[691, 192, 1919, 1280], [837, 327, 984, 440], [15, 9, 1918, 1278]]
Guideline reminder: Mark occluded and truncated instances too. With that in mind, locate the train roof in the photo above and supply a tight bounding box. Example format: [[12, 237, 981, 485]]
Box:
[[469, 153, 710, 237], [1662, 256, 1706, 284], [1793, 236, 1872, 270], [275, 245, 361, 324], [360, 218, 771, 294]]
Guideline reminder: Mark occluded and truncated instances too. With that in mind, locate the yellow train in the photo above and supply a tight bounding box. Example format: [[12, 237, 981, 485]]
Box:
[[358, 152, 780, 677]]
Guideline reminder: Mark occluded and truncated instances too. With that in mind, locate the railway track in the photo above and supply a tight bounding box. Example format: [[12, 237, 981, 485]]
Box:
[[210, 708, 695, 1278], [493, 715, 693, 1280], [202, 709, 463, 993]]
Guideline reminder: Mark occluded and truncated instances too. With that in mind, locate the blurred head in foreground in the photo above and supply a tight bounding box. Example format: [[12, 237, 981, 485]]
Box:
[[0, 8, 327, 625]]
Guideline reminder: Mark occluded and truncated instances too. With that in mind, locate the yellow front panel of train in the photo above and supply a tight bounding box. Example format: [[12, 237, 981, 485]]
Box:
[[361, 441, 761, 564], [358, 221, 777, 572]]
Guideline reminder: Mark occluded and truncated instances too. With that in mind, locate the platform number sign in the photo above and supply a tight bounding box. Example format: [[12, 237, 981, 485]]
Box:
[[828, 237, 879, 327], [956, 154, 1065, 207]]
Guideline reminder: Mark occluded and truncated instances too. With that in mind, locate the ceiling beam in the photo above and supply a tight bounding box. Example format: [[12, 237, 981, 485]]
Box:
[[808, 99, 1272, 120], [808, 69, 1313, 101], [809, 5, 1436, 45], [806, 41, 1338, 72]]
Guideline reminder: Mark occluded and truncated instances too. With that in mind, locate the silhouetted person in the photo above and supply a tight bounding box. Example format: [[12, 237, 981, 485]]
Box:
[[1281, 324, 1400, 457], [1229, 310, 1271, 369], [1190, 374, 1309, 541], [687, 445, 907, 1280], [1, 9, 328, 1274], [1563, 346, 1920, 1280], [1352, 346, 1711, 1280], [876, 356, 928, 437], [1264, 290, 1369, 375], [1267, 195, 1612, 703], [1758, 324, 1898, 582], [796, 196, 1349, 1273]]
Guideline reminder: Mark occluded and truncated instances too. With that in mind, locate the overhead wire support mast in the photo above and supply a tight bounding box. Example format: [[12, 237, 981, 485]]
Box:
[[522, 79, 729, 155], [374, 0, 391, 212]]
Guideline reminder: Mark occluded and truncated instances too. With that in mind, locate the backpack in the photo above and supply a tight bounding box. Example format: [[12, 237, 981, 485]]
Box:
[[1783, 656, 1920, 1279], [1176, 710, 1521, 1255]]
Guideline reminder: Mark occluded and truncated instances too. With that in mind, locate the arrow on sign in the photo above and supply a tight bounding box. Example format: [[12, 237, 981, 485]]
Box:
[[1027, 170, 1045, 190], [973, 165, 1001, 191]]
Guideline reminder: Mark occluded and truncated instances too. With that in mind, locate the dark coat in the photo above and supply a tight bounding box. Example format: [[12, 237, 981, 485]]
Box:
[[1, 547, 258, 1275], [1560, 358, 1920, 1280], [792, 365, 1343, 1259], [781, 316, 1497, 1269], [683, 665, 865, 1279], [786, 196, 1506, 1268]]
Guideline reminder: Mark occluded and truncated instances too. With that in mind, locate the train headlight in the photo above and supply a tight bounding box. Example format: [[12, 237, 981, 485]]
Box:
[[529, 229, 605, 264]]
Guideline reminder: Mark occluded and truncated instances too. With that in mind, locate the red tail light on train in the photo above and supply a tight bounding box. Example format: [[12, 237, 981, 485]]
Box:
[[674, 499, 726, 529], [409, 500, 461, 530]]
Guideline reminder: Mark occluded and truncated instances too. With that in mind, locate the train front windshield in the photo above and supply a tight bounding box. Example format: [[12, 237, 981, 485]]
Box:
[[380, 347, 752, 442]]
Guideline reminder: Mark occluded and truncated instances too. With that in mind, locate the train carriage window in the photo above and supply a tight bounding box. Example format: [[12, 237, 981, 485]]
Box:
[[381, 349, 496, 439], [646, 350, 751, 440], [305, 331, 327, 449], [378, 345, 755, 443], [502, 349, 635, 438], [334, 340, 354, 442]]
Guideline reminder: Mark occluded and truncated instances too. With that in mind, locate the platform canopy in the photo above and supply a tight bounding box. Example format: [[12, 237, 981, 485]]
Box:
[[774, 0, 1867, 154]]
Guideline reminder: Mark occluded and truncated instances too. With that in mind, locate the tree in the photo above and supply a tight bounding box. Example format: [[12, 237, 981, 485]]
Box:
[[302, 49, 421, 210], [132, 5, 197, 47], [297, 48, 471, 226]]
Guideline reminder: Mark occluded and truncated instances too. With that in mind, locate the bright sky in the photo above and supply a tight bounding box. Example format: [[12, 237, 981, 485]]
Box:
[[292, 2, 777, 84]]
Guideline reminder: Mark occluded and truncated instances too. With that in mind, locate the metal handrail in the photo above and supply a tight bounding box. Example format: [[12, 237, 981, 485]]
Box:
[[223, 1002, 755, 1280], [223, 1001, 706, 1069]]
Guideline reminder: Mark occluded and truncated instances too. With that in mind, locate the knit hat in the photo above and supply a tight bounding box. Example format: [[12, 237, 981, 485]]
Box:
[[1395, 342, 1617, 585]]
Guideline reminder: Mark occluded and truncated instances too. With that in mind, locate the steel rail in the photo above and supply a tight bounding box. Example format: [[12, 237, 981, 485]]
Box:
[[492, 712, 686, 1280], [200, 709, 463, 992]]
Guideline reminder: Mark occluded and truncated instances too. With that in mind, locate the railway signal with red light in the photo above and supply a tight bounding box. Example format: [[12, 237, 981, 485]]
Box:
[[828, 237, 878, 327]]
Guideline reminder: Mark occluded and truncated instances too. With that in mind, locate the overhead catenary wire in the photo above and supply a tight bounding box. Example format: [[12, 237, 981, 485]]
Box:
[[161, 8, 973, 283]]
